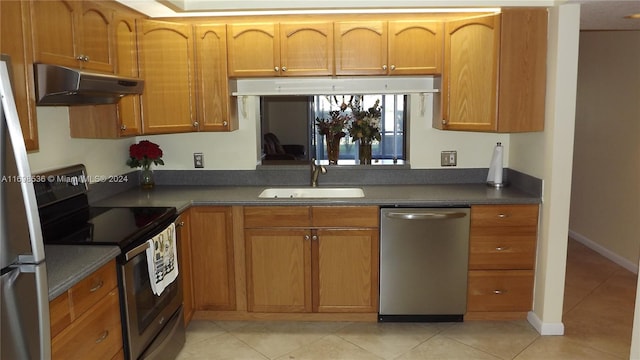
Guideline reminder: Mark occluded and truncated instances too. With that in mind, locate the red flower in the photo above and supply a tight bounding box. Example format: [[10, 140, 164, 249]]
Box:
[[126, 140, 165, 169]]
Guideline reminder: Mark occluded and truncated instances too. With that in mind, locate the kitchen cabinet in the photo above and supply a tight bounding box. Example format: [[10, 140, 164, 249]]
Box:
[[190, 207, 236, 311], [438, 9, 547, 132], [137, 20, 197, 134], [195, 24, 237, 131], [227, 22, 334, 77], [68, 12, 143, 139], [335, 20, 442, 76], [244, 206, 379, 313], [50, 260, 123, 360], [176, 211, 194, 327], [31, 0, 116, 73], [1, 0, 39, 151], [466, 204, 539, 319]]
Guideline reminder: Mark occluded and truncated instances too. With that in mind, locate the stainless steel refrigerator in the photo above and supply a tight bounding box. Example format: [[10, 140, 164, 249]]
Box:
[[0, 56, 50, 359]]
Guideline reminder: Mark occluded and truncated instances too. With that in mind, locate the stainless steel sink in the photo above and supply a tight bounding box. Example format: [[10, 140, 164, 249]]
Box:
[[258, 187, 365, 198]]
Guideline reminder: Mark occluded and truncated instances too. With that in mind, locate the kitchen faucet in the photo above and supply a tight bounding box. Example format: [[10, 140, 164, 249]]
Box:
[[310, 158, 327, 187]]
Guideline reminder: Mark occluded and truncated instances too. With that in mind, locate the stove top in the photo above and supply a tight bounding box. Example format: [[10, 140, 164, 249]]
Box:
[[42, 206, 177, 250]]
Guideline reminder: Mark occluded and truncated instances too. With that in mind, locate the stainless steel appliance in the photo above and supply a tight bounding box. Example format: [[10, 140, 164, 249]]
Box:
[[0, 56, 51, 359], [36, 165, 184, 359], [379, 207, 470, 322]]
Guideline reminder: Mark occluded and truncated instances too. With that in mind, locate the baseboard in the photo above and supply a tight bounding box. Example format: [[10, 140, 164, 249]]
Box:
[[527, 311, 565, 335], [568, 230, 639, 274]]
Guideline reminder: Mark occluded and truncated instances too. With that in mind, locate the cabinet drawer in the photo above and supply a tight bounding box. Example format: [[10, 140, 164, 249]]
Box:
[[50, 293, 71, 339], [471, 205, 539, 228], [469, 235, 536, 269], [312, 206, 379, 228], [52, 289, 122, 360], [244, 206, 311, 228], [467, 270, 534, 312], [69, 260, 118, 319]]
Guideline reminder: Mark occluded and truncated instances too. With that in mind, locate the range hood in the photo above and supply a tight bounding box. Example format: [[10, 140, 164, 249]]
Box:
[[34, 64, 144, 106]]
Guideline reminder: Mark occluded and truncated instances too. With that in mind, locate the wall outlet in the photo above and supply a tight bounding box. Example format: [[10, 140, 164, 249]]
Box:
[[441, 151, 457, 166], [193, 153, 204, 168]]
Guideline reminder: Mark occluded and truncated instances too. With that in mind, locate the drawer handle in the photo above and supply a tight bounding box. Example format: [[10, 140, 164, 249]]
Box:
[[495, 246, 509, 251], [497, 213, 508, 218], [95, 330, 109, 344], [89, 280, 104, 293], [493, 289, 506, 295]]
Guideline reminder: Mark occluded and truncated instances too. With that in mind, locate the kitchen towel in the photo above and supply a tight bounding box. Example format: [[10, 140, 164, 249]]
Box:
[[145, 223, 179, 296], [486, 142, 504, 187]]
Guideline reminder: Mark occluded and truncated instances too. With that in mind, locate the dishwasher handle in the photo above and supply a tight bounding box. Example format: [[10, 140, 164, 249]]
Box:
[[384, 211, 468, 220]]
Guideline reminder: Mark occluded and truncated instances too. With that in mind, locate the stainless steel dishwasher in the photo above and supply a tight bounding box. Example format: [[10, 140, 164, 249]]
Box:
[[379, 207, 470, 322]]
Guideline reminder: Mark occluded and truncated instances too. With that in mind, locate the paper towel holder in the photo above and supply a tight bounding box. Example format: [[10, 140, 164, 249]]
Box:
[[486, 142, 508, 188]]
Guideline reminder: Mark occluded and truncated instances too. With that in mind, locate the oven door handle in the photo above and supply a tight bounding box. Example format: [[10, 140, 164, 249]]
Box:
[[125, 241, 150, 262]]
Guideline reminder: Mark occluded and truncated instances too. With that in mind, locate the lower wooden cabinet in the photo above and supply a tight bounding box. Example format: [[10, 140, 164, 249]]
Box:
[[244, 206, 379, 314], [177, 210, 194, 327], [466, 204, 539, 319], [50, 260, 123, 360], [189, 206, 236, 311]]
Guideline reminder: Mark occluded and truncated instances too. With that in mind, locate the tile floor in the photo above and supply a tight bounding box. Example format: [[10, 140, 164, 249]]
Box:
[[177, 238, 637, 360]]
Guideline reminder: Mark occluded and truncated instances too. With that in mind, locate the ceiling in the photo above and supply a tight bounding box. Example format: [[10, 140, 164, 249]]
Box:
[[117, 0, 640, 30]]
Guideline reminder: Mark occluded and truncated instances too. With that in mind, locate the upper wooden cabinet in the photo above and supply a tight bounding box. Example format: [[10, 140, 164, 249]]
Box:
[[114, 14, 142, 136], [227, 22, 334, 77], [195, 24, 237, 131], [137, 20, 197, 134], [438, 9, 547, 132], [31, 0, 115, 73], [1, 0, 39, 151], [335, 20, 443, 76]]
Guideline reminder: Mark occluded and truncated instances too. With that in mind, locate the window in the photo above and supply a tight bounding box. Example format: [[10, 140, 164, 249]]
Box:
[[260, 94, 407, 165], [312, 95, 406, 164]]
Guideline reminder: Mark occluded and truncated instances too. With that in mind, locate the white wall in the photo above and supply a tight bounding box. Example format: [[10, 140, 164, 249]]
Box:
[[27, 107, 134, 179], [569, 31, 640, 270]]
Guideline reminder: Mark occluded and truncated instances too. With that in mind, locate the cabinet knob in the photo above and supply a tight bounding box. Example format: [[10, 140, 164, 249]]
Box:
[[193, 121, 199, 128], [493, 289, 505, 295], [495, 246, 508, 251], [441, 119, 447, 125], [304, 235, 310, 241], [382, 64, 388, 70], [311, 235, 318, 241], [497, 213, 508, 219], [390, 65, 396, 71], [120, 125, 127, 131], [89, 280, 104, 293], [176, 221, 185, 227], [274, 66, 279, 72], [83, 55, 90, 61], [76, 55, 85, 61], [95, 330, 109, 344], [281, 66, 287, 72], [223, 121, 228, 126]]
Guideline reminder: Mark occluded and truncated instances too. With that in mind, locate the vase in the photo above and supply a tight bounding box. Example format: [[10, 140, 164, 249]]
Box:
[[359, 141, 372, 165], [325, 133, 342, 165], [140, 166, 155, 189]]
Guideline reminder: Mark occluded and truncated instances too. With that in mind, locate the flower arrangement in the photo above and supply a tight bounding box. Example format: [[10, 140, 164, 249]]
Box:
[[348, 98, 382, 145], [126, 140, 165, 170]]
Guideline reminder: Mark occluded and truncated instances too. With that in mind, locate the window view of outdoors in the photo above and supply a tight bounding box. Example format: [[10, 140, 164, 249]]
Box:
[[312, 95, 406, 164]]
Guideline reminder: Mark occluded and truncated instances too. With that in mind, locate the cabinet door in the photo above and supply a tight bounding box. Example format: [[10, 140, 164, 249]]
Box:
[[245, 229, 312, 312], [138, 20, 196, 134], [441, 14, 500, 131], [114, 14, 141, 136], [190, 207, 236, 311], [79, 1, 114, 73], [195, 24, 234, 131], [1, 0, 39, 150], [227, 23, 280, 77], [388, 20, 443, 75], [335, 21, 387, 75], [176, 211, 194, 326], [31, 0, 80, 68], [314, 229, 378, 313], [280, 22, 334, 76]]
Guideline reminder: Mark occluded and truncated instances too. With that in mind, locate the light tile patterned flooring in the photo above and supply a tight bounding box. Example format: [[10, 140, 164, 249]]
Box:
[[177, 239, 637, 359]]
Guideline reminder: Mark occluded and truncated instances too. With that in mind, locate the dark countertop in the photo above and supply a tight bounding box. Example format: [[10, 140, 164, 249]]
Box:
[[46, 245, 121, 300], [94, 184, 541, 210], [46, 183, 538, 300]]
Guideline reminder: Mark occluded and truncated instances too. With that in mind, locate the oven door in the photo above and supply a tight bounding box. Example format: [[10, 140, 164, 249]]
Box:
[[120, 226, 184, 360]]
